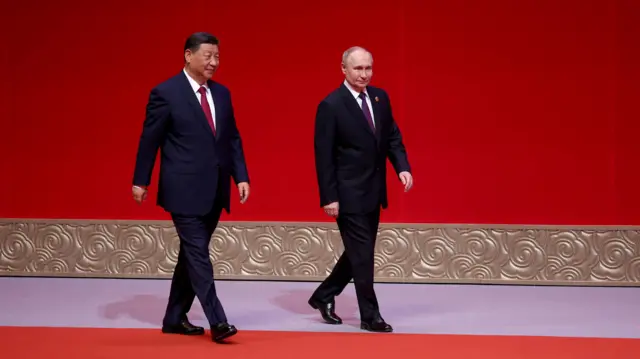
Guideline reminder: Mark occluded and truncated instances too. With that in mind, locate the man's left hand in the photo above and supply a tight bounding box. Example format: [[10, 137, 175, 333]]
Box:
[[238, 182, 250, 203], [399, 171, 413, 192]]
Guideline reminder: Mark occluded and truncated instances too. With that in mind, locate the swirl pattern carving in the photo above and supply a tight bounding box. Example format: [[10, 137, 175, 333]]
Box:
[[1, 219, 639, 285]]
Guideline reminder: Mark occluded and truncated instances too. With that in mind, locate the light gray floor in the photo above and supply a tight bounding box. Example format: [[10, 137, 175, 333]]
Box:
[[0, 277, 638, 339]]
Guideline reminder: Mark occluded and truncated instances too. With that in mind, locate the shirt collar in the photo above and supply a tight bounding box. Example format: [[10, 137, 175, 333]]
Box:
[[183, 69, 209, 93], [343, 79, 369, 100]]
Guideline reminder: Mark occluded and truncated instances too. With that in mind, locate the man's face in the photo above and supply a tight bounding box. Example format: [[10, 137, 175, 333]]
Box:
[[185, 44, 219, 79], [342, 50, 372, 91]]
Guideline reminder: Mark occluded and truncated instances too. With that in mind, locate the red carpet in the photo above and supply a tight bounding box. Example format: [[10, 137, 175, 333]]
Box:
[[2, 327, 637, 359]]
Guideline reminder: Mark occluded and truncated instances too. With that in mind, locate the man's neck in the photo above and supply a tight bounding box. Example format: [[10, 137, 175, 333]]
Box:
[[184, 67, 207, 86], [344, 79, 365, 93]]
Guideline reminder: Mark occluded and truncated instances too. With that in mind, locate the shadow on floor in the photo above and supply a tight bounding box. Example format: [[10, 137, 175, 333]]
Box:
[[99, 294, 205, 326]]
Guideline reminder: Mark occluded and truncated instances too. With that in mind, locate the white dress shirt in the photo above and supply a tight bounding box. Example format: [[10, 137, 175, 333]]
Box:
[[343, 79, 375, 127], [183, 69, 216, 129]]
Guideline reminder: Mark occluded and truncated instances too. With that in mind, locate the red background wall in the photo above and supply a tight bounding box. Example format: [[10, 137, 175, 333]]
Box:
[[1, 0, 638, 225]]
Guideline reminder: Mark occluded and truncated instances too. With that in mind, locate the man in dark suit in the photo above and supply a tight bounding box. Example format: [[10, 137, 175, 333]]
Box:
[[131, 32, 250, 343], [308, 46, 413, 333]]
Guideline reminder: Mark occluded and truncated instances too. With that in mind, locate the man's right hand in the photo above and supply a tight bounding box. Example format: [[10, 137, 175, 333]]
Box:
[[132, 185, 148, 204], [323, 202, 339, 218]]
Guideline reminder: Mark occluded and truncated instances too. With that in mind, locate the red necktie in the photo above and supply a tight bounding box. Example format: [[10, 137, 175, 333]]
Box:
[[198, 86, 216, 136]]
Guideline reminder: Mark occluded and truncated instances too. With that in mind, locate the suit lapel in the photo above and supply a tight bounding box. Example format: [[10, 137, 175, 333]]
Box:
[[368, 87, 383, 143], [208, 80, 223, 139], [340, 84, 376, 138], [179, 72, 216, 141]]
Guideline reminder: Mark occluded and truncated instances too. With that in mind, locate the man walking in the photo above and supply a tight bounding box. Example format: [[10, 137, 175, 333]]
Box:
[[309, 46, 414, 333], [131, 32, 250, 343]]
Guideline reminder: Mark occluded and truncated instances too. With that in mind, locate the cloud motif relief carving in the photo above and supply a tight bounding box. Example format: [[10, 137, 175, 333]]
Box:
[[1, 220, 639, 285]]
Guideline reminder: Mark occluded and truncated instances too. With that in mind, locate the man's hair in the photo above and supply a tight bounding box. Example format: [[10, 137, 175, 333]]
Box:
[[184, 32, 219, 53], [342, 46, 373, 65]]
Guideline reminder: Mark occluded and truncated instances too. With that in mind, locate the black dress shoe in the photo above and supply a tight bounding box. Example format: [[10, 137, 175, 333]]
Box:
[[161, 319, 205, 335], [211, 322, 238, 343], [308, 298, 342, 325], [360, 318, 393, 333]]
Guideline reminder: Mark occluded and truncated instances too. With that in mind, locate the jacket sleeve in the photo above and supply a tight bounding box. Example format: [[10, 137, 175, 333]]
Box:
[[314, 100, 339, 206], [385, 91, 412, 175], [132, 87, 170, 186], [227, 91, 250, 184]]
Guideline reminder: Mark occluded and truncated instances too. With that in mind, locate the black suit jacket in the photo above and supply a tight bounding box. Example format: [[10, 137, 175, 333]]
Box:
[[314, 83, 411, 214], [132, 71, 249, 216]]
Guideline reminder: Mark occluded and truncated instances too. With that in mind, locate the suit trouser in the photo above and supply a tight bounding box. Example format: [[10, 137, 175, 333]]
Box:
[[162, 194, 227, 327], [310, 207, 381, 321]]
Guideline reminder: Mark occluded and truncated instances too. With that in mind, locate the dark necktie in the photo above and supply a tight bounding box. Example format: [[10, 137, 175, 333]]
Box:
[[198, 86, 216, 136], [359, 92, 375, 131]]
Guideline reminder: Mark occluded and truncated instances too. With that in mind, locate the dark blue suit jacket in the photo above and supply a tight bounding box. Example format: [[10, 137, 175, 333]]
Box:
[[314, 83, 411, 214], [132, 71, 249, 216]]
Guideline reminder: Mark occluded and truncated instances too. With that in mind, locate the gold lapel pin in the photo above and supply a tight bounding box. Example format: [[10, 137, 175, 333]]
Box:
[[375, 96, 379, 102]]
